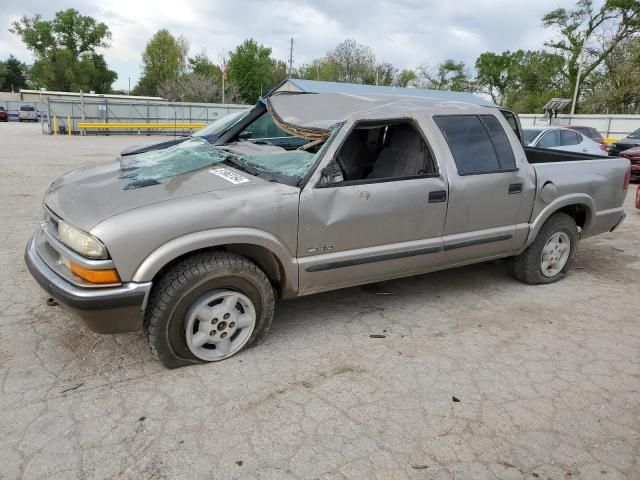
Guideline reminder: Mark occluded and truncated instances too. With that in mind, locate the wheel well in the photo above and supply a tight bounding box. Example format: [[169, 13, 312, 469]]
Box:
[[151, 244, 286, 297], [557, 204, 589, 229]]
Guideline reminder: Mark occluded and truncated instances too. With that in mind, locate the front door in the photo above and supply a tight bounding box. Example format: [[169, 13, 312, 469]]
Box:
[[297, 119, 449, 295]]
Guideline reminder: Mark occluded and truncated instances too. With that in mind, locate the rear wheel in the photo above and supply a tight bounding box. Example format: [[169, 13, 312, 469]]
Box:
[[512, 212, 578, 284], [144, 252, 275, 368]]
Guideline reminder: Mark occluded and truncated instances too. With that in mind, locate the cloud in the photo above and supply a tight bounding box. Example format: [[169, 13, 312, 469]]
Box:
[[0, 0, 579, 90]]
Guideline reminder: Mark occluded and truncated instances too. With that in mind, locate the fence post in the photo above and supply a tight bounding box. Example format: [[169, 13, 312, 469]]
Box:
[[47, 98, 52, 135], [53, 114, 58, 136], [606, 117, 612, 138]]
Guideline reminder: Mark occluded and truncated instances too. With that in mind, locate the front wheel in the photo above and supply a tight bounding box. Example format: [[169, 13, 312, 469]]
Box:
[[144, 252, 275, 368], [512, 212, 578, 284]]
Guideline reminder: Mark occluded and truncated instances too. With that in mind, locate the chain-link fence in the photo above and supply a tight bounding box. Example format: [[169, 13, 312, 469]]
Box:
[[44, 98, 250, 136]]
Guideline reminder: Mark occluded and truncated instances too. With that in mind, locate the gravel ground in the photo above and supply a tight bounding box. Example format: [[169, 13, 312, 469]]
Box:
[[1, 121, 639, 480]]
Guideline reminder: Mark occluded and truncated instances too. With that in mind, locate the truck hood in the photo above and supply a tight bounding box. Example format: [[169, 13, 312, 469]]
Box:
[[45, 141, 262, 232]]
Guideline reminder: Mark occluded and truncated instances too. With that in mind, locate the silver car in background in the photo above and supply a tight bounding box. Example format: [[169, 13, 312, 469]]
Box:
[[523, 126, 605, 155], [18, 105, 38, 122]]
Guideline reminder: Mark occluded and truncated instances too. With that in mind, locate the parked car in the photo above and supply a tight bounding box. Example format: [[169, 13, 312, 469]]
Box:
[[568, 125, 606, 151], [18, 105, 38, 122], [522, 126, 604, 155], [0, 106, 7, 122], [120, 110, 248, 156], [637, 185, 640, 210], [609, 128, 640, 157], [25, 93, 631, 368], [620, 146, 640, 181]]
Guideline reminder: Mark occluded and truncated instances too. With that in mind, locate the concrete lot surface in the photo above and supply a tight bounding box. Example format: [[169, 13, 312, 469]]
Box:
[[1, 121, 639, 479]]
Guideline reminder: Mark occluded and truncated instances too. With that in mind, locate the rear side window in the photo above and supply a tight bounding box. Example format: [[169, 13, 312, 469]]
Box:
[[479, 115, 516, 169], [434, 115, 516, 175], [560, 130, 580, 146]]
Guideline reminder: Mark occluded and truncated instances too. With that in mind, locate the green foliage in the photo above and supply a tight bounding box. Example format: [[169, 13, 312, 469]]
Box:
[[416, 59, 474, 92], [135, 29, 189, 96], [0, 55, 29, 91], [189, 51, 222, 80], [475, 51, 519, 104], [580, 37, 640, 113], [504, 50, 568, 112], [9, 9, 116, 92], [226, 39, 283, 103], [542, 0, 640, 111], [395, 69, 418, 87]]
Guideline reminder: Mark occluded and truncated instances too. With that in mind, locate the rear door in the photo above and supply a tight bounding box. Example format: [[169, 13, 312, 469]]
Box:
[[431, 113, 535, 264]]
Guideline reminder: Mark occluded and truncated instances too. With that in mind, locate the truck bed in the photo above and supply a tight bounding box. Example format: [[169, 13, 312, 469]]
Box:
[[525, 146, 609, 164]]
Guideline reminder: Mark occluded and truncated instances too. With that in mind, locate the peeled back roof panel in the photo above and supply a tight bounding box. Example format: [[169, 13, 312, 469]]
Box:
[[267, 92, 491, 132], [275, 79, 496, 107]]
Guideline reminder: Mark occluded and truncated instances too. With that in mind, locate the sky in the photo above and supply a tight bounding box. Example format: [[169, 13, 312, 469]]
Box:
[[0, 0, 578, 91]]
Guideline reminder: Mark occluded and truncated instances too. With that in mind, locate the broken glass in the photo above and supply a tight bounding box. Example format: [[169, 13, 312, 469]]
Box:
[[119, 137, 228, 189]]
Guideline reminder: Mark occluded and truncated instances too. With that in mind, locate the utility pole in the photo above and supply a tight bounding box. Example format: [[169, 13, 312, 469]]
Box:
[[128, 77, 130, 95], [288, 37, 294, 77]]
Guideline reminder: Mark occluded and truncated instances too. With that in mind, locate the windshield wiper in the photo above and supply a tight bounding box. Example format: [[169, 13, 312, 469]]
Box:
[[222, 154, 261, 177]]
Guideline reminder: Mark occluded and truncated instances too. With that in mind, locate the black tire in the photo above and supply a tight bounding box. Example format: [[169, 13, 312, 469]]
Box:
[[512, 212, 578, 284], [144, 251, 275, 368]]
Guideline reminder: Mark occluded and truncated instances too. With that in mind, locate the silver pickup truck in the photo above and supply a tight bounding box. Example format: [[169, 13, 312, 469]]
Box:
[[25, 92, 631, 368]]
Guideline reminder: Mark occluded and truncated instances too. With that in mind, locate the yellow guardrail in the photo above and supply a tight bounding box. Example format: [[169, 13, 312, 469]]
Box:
[[78, 122, 207, 129], [604, 137, 618, 145]]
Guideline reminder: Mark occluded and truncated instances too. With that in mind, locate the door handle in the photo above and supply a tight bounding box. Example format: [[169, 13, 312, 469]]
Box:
[[508, 183, 523, 194], [428, 190, 447, 203]]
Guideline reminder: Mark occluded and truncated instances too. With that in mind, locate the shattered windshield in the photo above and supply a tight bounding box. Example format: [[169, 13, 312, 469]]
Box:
[[120, 137, 228, 189], [119, 125, 338, 189]]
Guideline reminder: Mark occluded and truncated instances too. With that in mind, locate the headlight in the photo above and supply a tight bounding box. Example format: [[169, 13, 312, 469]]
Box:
[[57, 221, 107, 259]]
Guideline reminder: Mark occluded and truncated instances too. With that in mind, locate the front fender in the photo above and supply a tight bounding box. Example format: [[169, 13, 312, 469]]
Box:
[[131, 227, 298, 296], [523, 194, 596, 249]]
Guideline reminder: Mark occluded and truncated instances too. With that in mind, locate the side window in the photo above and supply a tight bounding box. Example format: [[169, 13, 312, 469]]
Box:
[[560, 130, 580, 146], [434, 115, 516, 175], [537, 130, 560, 148], [321, 121, 438, 185], [479, 115, 516, 170]]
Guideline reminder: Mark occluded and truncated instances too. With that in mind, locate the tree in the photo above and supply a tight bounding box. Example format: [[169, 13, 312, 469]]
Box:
[[135, 29, 189, 96], [325, 39, 376, 83], [10, 9, 116, 92], [475, 51, 519, 104], [542, 0, 640, 111], [0, 55, 29, 91], [417, 59, 474, 92], [297, 57, 341, 81], [395, 69, 418, 87], [580, 37, 640, 113], [226, 39, 281, 103], [503, 50, 568, 113], [189, 51, 222, 80]]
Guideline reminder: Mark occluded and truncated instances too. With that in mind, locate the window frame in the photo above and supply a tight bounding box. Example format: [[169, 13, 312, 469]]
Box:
[[537, 129, 561, 148], [315, 117, 441, 189], [433, 113, 519, 177]]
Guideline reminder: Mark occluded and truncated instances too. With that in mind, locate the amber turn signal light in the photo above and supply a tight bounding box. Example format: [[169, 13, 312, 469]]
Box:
[[70, 262, 120, 284]]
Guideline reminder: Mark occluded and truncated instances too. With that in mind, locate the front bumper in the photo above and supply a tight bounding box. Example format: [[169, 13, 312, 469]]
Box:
[[25, 235, 152, 333]]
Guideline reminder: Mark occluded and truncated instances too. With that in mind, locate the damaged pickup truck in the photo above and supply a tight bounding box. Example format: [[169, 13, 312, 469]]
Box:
[[25, 92, 631, 367]]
